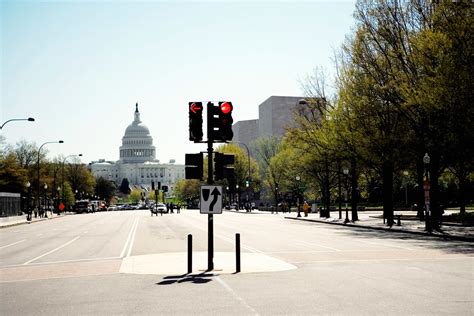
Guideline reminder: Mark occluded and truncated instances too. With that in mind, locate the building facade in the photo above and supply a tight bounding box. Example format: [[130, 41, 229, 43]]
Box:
[[233, 96, 304, 155], [89, 104, 184, 193]]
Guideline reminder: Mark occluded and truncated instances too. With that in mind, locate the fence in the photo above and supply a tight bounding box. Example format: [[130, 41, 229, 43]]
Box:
[[0, 192, 22, 217]]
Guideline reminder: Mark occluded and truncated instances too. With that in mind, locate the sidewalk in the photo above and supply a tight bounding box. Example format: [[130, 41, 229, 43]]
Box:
[[284, 210, 474, 242], [0, 212, 67, 229]]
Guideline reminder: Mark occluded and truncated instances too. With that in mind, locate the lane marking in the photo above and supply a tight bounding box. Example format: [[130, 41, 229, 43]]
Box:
[[0, 240, 26, 250], [292, 256, 473, 264], [296, 240, 341, 252], [215, 276, 259, 315], [3, 256, 121, 268], [126, 218, 139, 257], [23, 236, 80, 265], [120, 217, 138, 258], [356, 239, 414, 251]]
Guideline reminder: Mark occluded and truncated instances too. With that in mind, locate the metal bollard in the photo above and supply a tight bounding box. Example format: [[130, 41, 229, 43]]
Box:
[[397, 215, 401, 226], [236, 233, 241, 273], [187, 234, 192, 274]]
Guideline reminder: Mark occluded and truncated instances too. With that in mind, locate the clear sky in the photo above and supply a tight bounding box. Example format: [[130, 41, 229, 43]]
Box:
[[1, 0, 356, 165]]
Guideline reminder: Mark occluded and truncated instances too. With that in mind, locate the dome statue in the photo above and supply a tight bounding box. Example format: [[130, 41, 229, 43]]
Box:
[[119, 103, 156, 163]]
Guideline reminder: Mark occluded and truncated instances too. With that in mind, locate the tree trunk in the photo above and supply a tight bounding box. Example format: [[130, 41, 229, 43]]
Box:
[[383, 160, 394, 226], [459, 173, 466, 214], [351, 157, 359, 221]]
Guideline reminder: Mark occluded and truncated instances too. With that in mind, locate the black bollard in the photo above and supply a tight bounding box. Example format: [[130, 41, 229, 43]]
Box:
[[236, 233, 241, 273], [187, 234, 192, 274]]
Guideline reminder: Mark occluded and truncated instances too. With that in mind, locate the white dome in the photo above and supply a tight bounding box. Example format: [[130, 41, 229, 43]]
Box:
[[119, 103, 156, 163]]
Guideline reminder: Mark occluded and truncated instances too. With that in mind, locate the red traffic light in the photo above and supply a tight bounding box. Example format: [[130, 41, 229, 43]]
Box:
[[220, 102, 232, 114], [190, 102, 202, 114]]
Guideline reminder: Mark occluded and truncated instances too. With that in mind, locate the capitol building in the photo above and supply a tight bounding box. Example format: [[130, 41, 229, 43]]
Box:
[[89, 103, 185, 193]]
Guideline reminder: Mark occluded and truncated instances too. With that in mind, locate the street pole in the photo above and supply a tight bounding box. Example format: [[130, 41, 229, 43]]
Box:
[[62, 154, 82, 206], [423, 153, 432, 232], [37, 141, 63, 211], [207, 139, 214, 271]]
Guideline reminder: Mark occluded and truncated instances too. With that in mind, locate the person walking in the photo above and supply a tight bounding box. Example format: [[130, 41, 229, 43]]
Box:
[[303, 201, 310, 217]]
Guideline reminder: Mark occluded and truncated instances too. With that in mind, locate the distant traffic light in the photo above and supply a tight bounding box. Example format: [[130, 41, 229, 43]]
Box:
[[185, 153, 203, 180], [189, 102, 203, 142], [214, 152, 235, 181], [218, 102, 233, 141]]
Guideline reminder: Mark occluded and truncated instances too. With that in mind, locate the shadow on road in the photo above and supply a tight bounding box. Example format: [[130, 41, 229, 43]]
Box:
[[157, 273, 214, 285], [333, 225, 474, 255]]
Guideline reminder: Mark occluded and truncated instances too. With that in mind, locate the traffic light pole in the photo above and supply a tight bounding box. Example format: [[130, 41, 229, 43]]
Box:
[[207, 138, 214, 271]]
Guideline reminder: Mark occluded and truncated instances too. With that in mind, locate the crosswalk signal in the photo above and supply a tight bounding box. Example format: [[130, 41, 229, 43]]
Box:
[[218, 102, 233, 141], [214, 152, 235, 181], [185, 153, 203, 180], [189, 102, 203, 142]]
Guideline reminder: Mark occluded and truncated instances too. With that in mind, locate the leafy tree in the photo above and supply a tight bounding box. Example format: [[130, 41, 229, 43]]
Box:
[[174, 179, 200, 204], [95, 176, 116, 203], [129, 188, 142, 204], [0, 153, 27, 193], [119, 178, 131, 194]]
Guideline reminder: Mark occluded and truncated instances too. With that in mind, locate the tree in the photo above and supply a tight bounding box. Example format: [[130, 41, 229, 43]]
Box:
[[119, 178, 131, 195], [0, 153, 27, 193], [174, 179, 200, 204], [129, 188, 142, 204], [95, 176, 116, 203]]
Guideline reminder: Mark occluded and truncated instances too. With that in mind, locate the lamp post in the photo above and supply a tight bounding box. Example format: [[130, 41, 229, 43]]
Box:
[[37, 140, 64, 211], [26, 181, 32, 221], [343, 168, 350, 224], [296, 176, 301, 217], [236, 185, 240, 210], [423, 153, 432, 232], [61, 154, 82, 205], [403, 170, 409, 206], [43, 183, 48, 218], [226, 186, 229, 205], [0, 117, 35, 130], [56, 186, 61, 215]]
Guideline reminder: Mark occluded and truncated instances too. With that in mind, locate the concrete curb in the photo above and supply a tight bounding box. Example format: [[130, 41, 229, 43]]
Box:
[[0, 214, 66, 229], [284, 217, 474, 243]]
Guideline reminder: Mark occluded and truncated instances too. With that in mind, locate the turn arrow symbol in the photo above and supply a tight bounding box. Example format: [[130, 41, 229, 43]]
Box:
[[209, 187, 221, 213], [190, 103, 202, 114]]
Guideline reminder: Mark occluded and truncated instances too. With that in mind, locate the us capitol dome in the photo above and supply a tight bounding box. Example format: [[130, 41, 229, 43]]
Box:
[[89, 103, 185, 191]]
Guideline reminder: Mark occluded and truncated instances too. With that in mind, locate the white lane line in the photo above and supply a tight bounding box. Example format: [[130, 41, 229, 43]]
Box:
[[0, 239, 26, 250], [126, 218, 139, 257], [5, 256, 121, 268], [216, 276, 259, 315], [296, 240, 341, 252], [357, 239, 414, 251], [23, 236, 80, 265], [216, 233, 263, 254], [120, 217, 138, 258]]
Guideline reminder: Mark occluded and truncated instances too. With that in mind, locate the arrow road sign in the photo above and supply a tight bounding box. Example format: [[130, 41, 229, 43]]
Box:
[[200, 185, 223, 214], [190, 102, 202, 114]]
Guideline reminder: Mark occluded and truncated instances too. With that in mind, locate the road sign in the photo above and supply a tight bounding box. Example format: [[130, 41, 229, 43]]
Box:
[[59, 202, 65, 211], [200, 185, 223, 214]]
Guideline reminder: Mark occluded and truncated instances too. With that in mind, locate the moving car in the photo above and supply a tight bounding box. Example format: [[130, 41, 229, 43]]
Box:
[[151, 203, 167, 216]]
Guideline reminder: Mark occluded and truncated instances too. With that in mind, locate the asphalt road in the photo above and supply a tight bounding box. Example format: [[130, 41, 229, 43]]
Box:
[[1, 210, 473, 315]]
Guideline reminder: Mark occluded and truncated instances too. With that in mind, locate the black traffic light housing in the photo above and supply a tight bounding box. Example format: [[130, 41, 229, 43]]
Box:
[[189, 102, 203, 142], [218, 101, 233, 141], [185, 153, 203, 180], [214, 152, 235, 181], [207, 101, 234, 142]]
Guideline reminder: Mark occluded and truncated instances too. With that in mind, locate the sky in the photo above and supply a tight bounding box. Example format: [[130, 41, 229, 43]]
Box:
[[1, 0, 356, 165]]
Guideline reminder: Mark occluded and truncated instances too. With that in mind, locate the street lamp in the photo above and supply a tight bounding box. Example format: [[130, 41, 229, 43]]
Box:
[[56, 186, 61, 215], [43, 183, 48, 218], [296, 176, 301, 217], [37, 140, 64, 212], [0, 117, 35, 130], [403, 170, 409, 206], [423, 153, 432, 232], [26, 181, 32, 221], [236, 185, 240, 210], [61, 154, 82, 205], [343, 168, 350, 224]]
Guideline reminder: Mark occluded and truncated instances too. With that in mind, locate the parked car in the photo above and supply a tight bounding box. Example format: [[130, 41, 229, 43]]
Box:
[[74, 200, 92, 214], [151, 203, 167, 216], [107, 204, 117, 211]]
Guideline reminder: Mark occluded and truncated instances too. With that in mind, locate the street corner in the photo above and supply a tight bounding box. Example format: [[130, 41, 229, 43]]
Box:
[[119, 251, 297, 276]]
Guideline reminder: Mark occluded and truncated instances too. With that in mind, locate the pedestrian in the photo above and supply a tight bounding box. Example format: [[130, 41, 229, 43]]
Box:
[[170, 202, 174, 214], [177, 204, 181, 214], [303, 201, 310, 217], [166, 203, 170, 213]]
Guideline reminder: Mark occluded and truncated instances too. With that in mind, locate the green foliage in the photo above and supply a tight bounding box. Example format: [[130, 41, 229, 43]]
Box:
[[174, 179, 200, 202], [0, 153, 28, 193], [128, 188, 142, 204]]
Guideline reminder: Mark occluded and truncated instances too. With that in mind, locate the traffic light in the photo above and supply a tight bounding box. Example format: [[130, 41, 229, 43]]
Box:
[[207, 102, 221, 141], [214, 152, 235, 181], [185, 153, 203, 180], [218, 101, 233, 141], [207, 101, 234, 142], [189, 102, 203, 142]]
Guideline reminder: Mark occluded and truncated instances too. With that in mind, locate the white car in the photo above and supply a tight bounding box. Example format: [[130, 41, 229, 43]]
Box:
[[151, 203, 167, 216]]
